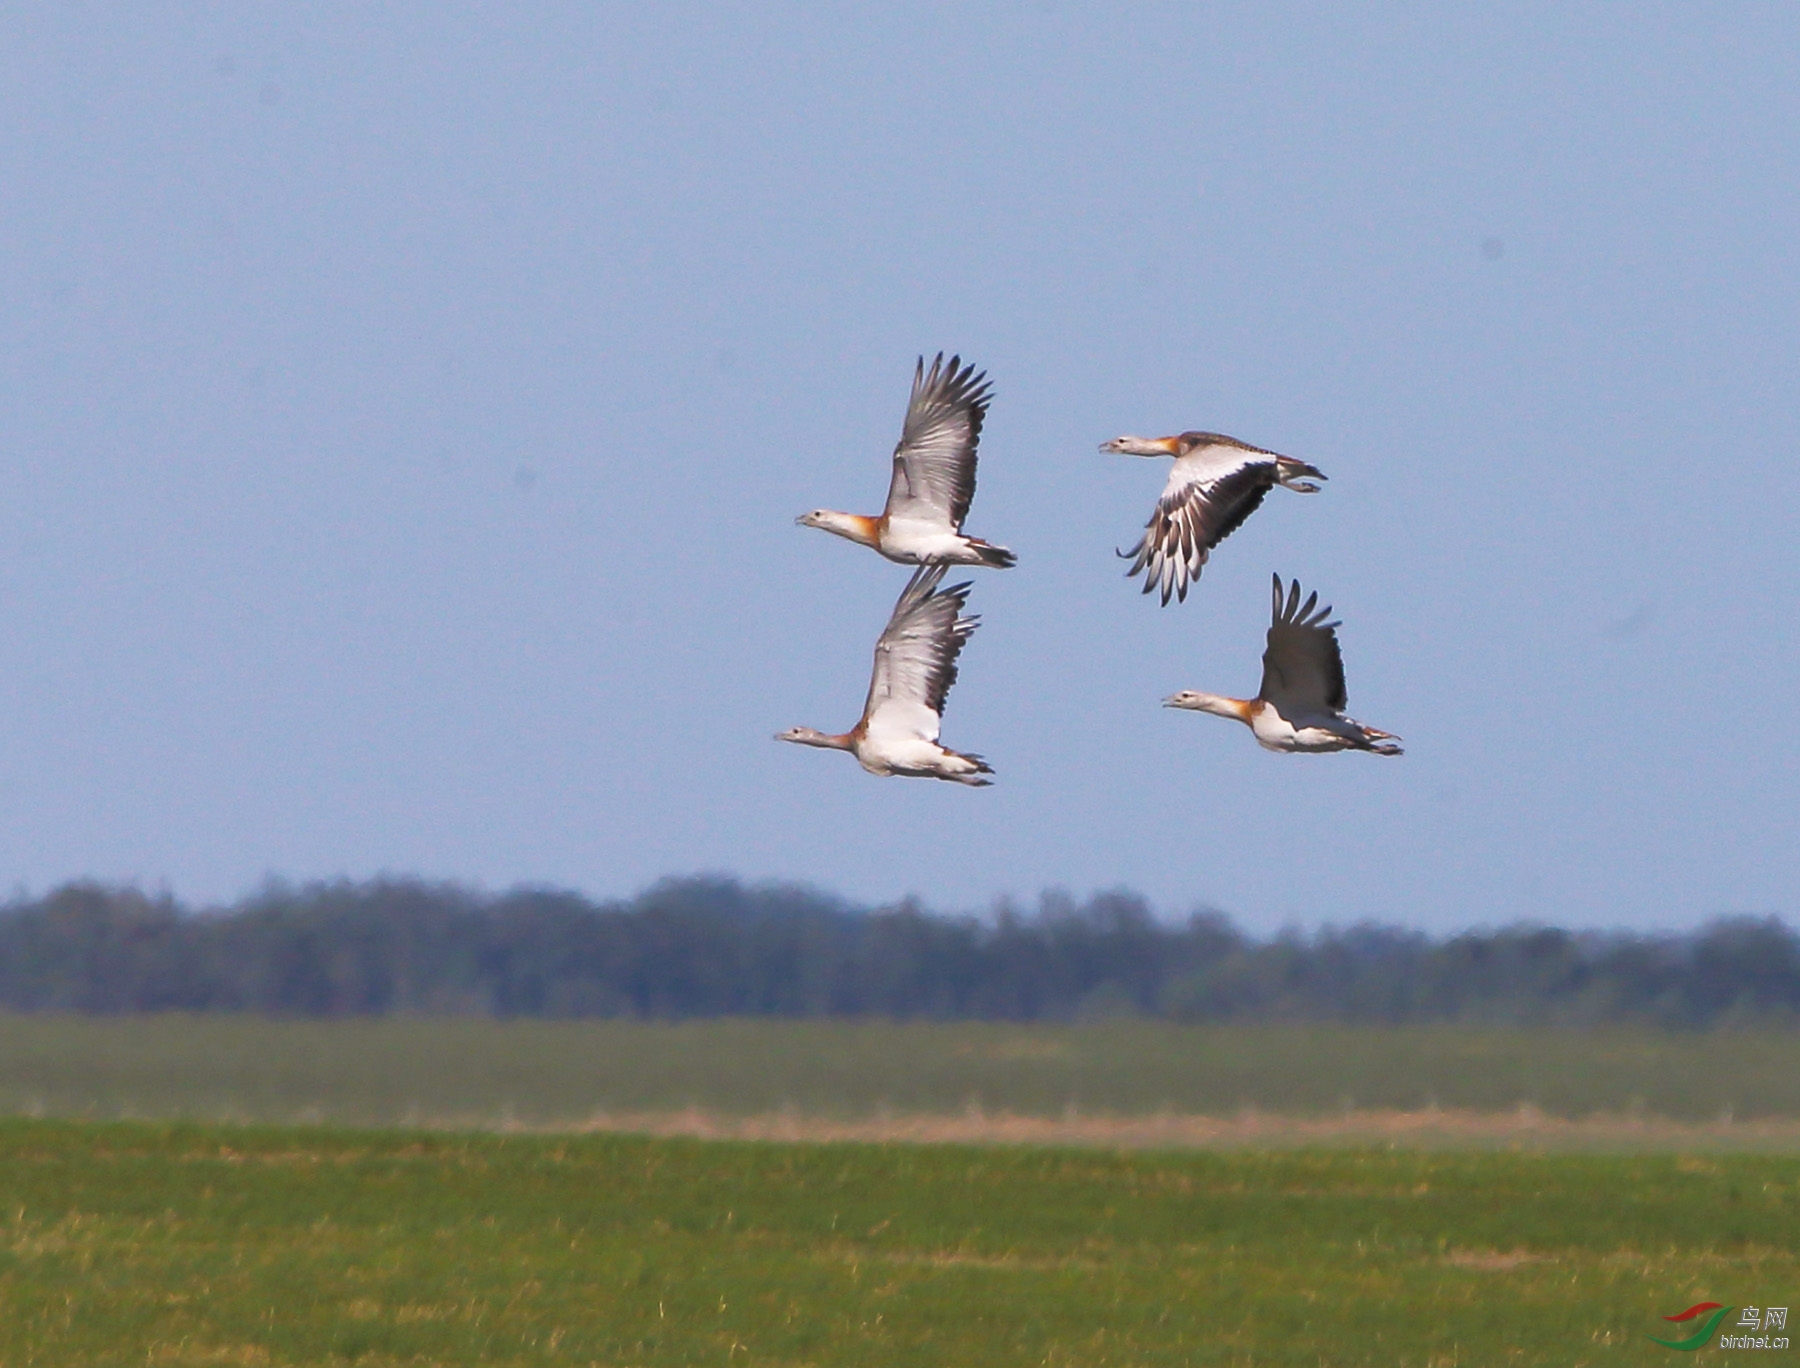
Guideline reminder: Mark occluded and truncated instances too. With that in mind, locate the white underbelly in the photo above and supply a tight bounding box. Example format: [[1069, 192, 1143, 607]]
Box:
[[1252, 708, 1353, 753], [855, 735, 949, 775], [880, 520, 968, 561]]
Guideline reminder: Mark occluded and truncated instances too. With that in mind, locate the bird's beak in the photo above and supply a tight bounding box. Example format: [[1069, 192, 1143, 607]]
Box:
[[1161, 694, 1186, 709]]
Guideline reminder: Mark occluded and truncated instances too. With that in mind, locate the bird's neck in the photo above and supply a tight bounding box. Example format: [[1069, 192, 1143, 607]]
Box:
[[1186, 693, 1256, 723], [814, 511, 882, 548], [1111, 436, 1181, 457], [791, 728, 854, 751]]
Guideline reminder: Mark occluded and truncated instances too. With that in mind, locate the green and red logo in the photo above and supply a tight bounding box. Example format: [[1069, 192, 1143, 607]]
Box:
[[1649, 1302, 1731, 1352], [1649, 1301, 1789, 1351]]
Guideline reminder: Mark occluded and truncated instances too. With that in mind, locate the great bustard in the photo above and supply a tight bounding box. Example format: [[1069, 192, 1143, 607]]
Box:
[[798, 354, 1016, 569], [1165, 574, 1401, 755], [776, 564, 993, 785], [1102, 431, 1324, 604]]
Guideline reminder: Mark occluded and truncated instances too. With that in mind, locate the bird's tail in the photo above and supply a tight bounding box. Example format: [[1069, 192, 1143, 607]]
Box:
[[945, 749, 995, 785], [1360, 726, 1403, 756], [1275, 457, 1327, 493], [968, 538, 1017, 569]]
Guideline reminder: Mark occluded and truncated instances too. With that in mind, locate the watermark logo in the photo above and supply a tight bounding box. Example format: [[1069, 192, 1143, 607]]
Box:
[[1723, 1307, 1791, 1353], [1650, 1303, 1731, 1351], [1650, 1302, 1789, 1352]]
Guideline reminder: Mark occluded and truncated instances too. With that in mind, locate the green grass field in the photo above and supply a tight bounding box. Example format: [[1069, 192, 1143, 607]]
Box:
[[2, 1119, 1796, 1366], [5, 1016, 1800, 1131]]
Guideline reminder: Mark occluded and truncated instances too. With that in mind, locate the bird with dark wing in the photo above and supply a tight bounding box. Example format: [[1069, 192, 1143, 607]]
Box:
[[1164, 574, 1401, 754], [1102, 431, 1324, 604]]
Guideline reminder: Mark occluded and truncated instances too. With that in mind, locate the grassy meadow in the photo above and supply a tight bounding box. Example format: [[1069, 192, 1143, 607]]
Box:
[[6, 1022, 1800, 1363], [3, 1016, 1800, 1136], [2, 1119, 1797, 1366]]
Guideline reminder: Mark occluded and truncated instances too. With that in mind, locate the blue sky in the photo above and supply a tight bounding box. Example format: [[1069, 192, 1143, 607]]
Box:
[[0, 5, 1794, 931]]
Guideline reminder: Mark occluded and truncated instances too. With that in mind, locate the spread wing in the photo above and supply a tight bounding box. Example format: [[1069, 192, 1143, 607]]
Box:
[[1122, 443, 1281, 605], [861, 564, 979, 744], [882, 353, 992, 530], [1258, 575, 1348, 715]]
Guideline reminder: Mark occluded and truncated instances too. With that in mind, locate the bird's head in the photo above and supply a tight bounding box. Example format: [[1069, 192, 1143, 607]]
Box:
[[775, 725, 837, 748], [1099, 435, 1182, 458], [795, 510, 831, 529]]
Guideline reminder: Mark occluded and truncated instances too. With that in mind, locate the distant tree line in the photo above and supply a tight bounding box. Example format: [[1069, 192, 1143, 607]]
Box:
[[0, 877, 1795, 1027]]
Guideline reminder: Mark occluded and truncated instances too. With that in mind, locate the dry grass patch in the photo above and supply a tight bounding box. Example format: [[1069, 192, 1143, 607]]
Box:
[[556, 1104, 1800, 1151]]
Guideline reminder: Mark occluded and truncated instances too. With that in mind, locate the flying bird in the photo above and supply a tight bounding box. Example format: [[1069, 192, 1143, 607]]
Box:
[[776, 564, 993, 785], [798, 354, 1016, 568], [1102, 431, 1325, 604], [1165, 574, 1401, 755]]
